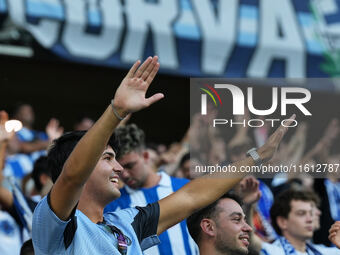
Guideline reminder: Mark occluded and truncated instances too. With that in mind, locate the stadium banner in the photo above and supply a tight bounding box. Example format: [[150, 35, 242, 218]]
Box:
[[2, 0, 340, 90]]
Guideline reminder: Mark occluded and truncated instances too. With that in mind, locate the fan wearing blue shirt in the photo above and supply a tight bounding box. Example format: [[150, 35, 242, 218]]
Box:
[[105, 124, 198, 255], [32, 56, 292, 255]]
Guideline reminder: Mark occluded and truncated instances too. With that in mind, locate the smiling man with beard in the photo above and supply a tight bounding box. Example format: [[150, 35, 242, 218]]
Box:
[[187, 194, 252, 255]]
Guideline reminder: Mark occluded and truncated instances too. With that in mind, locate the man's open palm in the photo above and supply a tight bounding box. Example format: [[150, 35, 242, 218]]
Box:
[[113, 56, 164, 114]]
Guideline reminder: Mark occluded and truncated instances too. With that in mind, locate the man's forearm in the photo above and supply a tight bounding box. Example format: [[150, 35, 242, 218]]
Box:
[[183, 142, 275, 214], [50, 105, 122, 220], [158, 116, 295, 234], [158, 157, 253, 234], [185, 158, 253, 210]]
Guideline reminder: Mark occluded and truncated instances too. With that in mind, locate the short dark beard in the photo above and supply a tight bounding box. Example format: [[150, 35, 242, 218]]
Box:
[[216, 246, 248, 255], [215, 236, 248, 255]]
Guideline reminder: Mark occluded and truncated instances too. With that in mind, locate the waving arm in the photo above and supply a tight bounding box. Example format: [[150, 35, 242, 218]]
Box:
[[157, 116, 295, 234], [50, 57, 163, 220]]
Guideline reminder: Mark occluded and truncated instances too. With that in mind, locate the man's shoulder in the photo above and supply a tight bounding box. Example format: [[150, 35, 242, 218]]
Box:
[[260, 240, 285, 255], [104, 203, 159, 220], [105, 174, 190, 212], [313, 244, 339, 254], [169, 175, 190, 184], [104, 207, 139, 221], [104, 203, 160, 248], [33, 195, 73, 228], [33, 196, 48, 218], [167, 173, 190, 187]]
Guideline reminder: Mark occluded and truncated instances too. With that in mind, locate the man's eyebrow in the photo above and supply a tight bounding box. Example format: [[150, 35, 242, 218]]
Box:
[[102, 151, 115, 157], [295, 209, 309, 213], [229, 212, 245, 218]]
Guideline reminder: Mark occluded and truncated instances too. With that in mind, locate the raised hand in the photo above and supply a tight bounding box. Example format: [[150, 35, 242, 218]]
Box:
[[234, 176, 262, 205], [47, 57, 163, 222], [258, 114, 296, 162], [46, 118, 64, 141], [112, 56, 164, 117], [329, 221, 340, 249]]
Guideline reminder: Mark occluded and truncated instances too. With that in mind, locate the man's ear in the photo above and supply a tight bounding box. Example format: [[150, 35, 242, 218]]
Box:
[[277, 216, 288, 232], [200, 219, 217, 237]]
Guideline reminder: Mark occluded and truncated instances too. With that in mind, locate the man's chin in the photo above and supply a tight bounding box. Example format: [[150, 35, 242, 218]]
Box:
[[230, 247, 248, 255], [239, 246, 249, 254], [115, 189, 121, 197], [303, 233, 314, 240], [110, 189, 121, 200], [236, 242, 249, 255]]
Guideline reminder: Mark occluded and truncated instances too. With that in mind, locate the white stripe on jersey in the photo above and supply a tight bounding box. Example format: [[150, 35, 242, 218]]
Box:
[[156, 174, 187, 255]]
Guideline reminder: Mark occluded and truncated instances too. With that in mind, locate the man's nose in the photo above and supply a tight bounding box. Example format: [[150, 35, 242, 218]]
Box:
[[242, 222, 253, 233], [306, 213, 313, 222], [113, 159, 124, 174]]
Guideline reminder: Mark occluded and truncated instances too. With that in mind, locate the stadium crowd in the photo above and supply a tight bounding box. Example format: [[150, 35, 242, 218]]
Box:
[[0, 57, 339, 255]]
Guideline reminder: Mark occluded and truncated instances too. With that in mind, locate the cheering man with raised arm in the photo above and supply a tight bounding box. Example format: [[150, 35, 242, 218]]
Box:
[[32, 56, 293, 255]]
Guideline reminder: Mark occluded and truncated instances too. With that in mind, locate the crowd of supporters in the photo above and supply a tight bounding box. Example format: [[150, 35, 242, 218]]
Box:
[[0, 59, 340, 255]]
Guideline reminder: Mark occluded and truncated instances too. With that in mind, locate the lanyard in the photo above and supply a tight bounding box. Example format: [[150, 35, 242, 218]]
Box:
[[98, 220, 131, 255]]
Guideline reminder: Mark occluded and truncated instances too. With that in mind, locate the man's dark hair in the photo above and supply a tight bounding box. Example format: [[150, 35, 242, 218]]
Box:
[[31, 156, 50, 192], [270, 189, 320, 236], [20, 239, 34, 255], [187, 193, 243, 244], [48, 131, 118, 183], [114, 124, 145, 159]]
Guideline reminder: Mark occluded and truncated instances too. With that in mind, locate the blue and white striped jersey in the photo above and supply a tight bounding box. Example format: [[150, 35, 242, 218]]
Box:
[[0, 211, 22, 255], [105, 171, 199, 255], [3, 127, 47, 180]]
